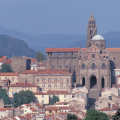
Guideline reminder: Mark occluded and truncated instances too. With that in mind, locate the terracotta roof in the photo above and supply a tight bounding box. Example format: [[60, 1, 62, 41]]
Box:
[[54, 102, 69, 105], [34, 91, 47, 95], [4, 59, 12, 64], [46, 48, 87, 52], [23, 104, 32, 106], [60, 107, 69, 109], [8, 82, 37, 87], [46, 106, 60, 110], [106, 48, 120, 51], [47, 90, 70, 95], [30, 107, 37, 112], [0, 58, 6, 62], [118, 75, 120, 77], [112, 84, 120, 87], [35, 69, 72, 75], [17, 116, 27, 119], [31, 59, 36, 62], [0, 72, 18, 76], [0, 108, 13, 111], [20, 70, 35, 74], [100, 105, 119, 111], [36, 103, 44, 108]]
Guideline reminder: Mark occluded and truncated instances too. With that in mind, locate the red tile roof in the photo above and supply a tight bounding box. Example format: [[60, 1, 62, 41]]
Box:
[[4, 59, 12, 64], [118, 75, 120, 77], [100, 105, 119, 111], [8, 82, 37, 87], [34, 91, 47, 95], [0, 72, 18, 76], [17, 115, 27, 119], [0, 58, 6, 62], [46, 48, 120, 53], [60, 107, 69, 110], [0, 108, 13, 111], [46, 107, 60, 110], [20, 70, 35, 74], [54, 102, 69, 105], [36, 103, 44, 108], [30, 107, 37, 112], [31, 59, 36, 62], [47, 90, 70, 95]]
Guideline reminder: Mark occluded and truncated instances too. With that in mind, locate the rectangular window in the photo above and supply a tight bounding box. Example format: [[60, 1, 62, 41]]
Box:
[[66, 78, 69, 82], [64, 95, 66, 98], [25, 78, 28, 82], [42, 100, 44, 104], [5, 77, 7, 80], [37, 78, 39, 82], [42, 95, 44, 98]]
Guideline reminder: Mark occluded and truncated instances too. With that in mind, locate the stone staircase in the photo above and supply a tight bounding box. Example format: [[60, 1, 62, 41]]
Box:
[[88, 85, 100, 108]]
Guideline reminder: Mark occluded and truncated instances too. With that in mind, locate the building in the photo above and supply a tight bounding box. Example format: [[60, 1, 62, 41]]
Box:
[[46, 13, 120, 102], [6, 82, 38, 98]]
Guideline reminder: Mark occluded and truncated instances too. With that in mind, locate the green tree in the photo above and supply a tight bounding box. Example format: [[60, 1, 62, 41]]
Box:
[[112, 109, 120, 120], [0, 63, 13, 72], [84, 109, 108, 120], [0, 88, 9, 104], [36, 51, 44, 62], [49, 95, 59, 105], [66, 113, 78, 120], [13, 90, 35, 107]]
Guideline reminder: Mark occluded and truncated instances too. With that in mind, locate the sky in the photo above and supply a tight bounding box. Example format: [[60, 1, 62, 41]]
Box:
[[0, 0, 120, 35]]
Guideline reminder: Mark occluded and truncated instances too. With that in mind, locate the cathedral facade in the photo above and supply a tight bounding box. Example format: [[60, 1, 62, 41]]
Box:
[[46, 14, 120, 91]]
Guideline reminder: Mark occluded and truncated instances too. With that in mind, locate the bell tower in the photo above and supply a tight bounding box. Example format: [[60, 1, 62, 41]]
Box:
[[86, 13, 97, 48]]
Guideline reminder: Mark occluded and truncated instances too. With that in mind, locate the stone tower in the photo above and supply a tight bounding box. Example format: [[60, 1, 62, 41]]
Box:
[[87, 13, 97, 48]]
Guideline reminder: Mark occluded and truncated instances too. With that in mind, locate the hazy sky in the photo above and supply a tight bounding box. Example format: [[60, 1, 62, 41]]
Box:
[[0, 0, 120, 35]]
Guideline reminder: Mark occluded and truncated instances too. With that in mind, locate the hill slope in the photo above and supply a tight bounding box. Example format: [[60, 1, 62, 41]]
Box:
[[0, 35, 37, 58]]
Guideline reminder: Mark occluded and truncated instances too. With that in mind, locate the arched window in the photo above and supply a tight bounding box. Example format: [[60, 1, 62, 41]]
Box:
[[100, 51, 102, 54], [92, 54, 95, 58], [66, 65, 68, 68], [52, 65, 54, 69], [90, 30, 93, 35], [82, 63, 85, 69], [92, 63, 95, 69], [102, 63, 105, 69], [60, 65, 62, 69]]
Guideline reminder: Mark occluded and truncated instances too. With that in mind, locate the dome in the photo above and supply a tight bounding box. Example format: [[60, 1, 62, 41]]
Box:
[[92, 34, 105, 40]]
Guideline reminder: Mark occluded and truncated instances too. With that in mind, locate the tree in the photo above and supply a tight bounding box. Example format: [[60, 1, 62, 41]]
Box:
[[0, 88, 9, 104], [84, 109, 108, 120], [13, 90, 35, 107], [36, 51, 44, 62], [66, 113, 78, 120], [112, 109, 120, 120], [49, 95, 59, 105], [0, 63, 13, 72]]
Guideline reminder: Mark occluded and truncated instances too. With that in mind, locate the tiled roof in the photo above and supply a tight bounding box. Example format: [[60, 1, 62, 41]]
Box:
[[23, 104, 32, 106], [54, 102, 69, 105], [31, 59, 36, 62], [8, 82, 37, 87], [118, 75, 120, 77], [47, 90, 70, 95], [35, 69, 72, 75], [100, 105, 119, 111], [0, 108, 13, 111], [20, 70, 35, 74], [36, 103, 44, 108], [60, 107, 69, 109], [17, 115, 27, 119], [4, 59, 12, 64], [46, 48, 87, 52], [34, 91, 47, 95], [46, 48, 120, 53], [112, 84, 120, 87], [0, 72, 18, 76], [30, 107, 37, 112], [46, 106, 60, 110]]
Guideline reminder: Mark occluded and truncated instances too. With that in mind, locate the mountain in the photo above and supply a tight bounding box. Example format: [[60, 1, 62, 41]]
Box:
[[0, 35, 37, 58], [0, 27, 120, 54]]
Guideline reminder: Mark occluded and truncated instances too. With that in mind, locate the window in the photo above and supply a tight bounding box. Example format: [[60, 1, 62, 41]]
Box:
[[12, 91, 14, 95], [60, 78, 63, 82], [52, 65, 54, 69], [48, 85, 51, 87], [54, 78, 57, 82], [37, 78, 39, 82], [12, 77, 14, 80], [54, 84, 57, 87], [5, 77, 7, 80], [42, 95, 44, 98], [66, 65, 68, 68], [82, 63, 85, 69], [102, 63, 105, 69], [64, 95, 66, 98], [42, 85, 45, 87], [92, 63, 95, 69], [113, 57, 115, 60], [25, 78, 28, 82], [103, 56, 105, 58], [66, 85, 69, 87], [48, 78, 51, 82], [92, 54, 95, 58], [42, 100, 44, 104], [21, 66, 23, 68], [66, 78, 69, 82], [90, 30, 93, 35], [101, 44, 103, 47], [60, 65, 62, 69], [100, 51, 102, 54], [64, 100, 66, 102], [42, 78, 45, 82], [74, 65, 75, 69], [60, 85, 63, 87]]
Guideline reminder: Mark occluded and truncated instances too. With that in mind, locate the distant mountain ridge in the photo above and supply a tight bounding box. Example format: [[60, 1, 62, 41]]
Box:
[[0, 35, 36, 58], [0, 27, 120, 55]]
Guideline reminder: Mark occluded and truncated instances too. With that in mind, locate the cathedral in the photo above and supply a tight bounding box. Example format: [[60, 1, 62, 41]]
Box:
[[46, 14, 120, 93]]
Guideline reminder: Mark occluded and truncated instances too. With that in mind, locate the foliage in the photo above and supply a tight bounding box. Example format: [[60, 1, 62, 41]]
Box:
[[0, 63, 13, 72], [84, 109, 108, 120], [13, 90, 35, 107], [112, 109, 120, 120], [49, 95, 59, 105], [36, 51, 44, 62], [0, 88, 9, 104], [66, 113, 78, 120]]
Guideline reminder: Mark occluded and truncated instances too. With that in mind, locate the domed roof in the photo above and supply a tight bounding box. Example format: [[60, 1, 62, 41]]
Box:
[[92, 34, 105, 40]]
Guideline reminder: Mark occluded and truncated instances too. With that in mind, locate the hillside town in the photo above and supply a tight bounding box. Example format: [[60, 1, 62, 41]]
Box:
[[0, 14, 120, 120]]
